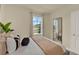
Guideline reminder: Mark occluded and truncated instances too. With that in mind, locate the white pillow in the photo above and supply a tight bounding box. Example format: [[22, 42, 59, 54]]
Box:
[[7, 37, 16, 54]]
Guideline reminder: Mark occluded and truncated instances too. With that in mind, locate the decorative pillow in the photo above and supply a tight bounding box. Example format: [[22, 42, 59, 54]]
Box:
[[7, 37, 16, 54], [21, 37, 30, 46]]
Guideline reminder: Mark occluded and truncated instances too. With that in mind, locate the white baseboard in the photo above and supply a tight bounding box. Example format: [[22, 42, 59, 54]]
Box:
[[66, 48, 79, 55]]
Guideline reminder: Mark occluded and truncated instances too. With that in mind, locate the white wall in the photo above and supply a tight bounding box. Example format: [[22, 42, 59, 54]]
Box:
[[0, 5, 31, 39], [43, 14, 53, 39]]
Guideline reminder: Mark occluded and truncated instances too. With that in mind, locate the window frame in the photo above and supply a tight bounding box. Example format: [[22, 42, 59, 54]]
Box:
[[32, 15, 43, 36]]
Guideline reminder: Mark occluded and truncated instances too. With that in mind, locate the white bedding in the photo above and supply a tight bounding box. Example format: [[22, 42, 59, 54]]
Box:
[[9, 38, 44, 55]]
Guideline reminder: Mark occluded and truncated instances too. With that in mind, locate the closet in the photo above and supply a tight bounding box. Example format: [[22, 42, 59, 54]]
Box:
[[70, 11, 79, 54]]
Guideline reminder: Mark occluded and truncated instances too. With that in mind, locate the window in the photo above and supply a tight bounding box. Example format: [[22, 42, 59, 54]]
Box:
[[32, 16, 43, 35]]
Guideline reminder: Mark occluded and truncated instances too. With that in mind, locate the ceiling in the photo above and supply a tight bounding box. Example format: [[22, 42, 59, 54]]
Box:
[[20, 4, 66, 13], [4, 4, 79, 13]]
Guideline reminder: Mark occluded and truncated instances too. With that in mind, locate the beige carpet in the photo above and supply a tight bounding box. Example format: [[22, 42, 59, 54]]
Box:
[[32, 36, 64, 55]]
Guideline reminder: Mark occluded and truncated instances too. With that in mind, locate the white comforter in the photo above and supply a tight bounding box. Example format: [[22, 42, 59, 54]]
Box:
[[9, 38, 44, 55]]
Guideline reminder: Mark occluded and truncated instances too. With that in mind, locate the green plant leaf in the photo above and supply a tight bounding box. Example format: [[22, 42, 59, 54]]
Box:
[[4, 22, 11, 31], [0, 22, 12, 33], [6, 28, 11, 33], [0, 22, 5, 32]]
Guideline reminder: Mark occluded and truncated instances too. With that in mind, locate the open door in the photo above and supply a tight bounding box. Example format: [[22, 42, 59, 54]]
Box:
[[53, 17, 62, 43]]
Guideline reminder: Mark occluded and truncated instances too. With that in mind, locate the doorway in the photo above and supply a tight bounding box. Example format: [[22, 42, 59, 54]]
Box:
[[53, 17, 62, 43]]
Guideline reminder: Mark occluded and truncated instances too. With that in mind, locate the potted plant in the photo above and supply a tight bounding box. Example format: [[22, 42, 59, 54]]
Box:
[[0, 22, 13, 54]]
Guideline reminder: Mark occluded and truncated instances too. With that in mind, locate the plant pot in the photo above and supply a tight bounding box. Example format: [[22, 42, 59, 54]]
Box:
[[0, 33, 6, 54], [0, 32, 12, 54]]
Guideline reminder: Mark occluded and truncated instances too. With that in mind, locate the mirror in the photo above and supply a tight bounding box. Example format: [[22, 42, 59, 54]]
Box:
[[53, 17, 62, 43]]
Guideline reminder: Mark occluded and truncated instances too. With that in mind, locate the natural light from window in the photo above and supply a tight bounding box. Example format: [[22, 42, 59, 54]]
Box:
[[33, 16, 43, 35]]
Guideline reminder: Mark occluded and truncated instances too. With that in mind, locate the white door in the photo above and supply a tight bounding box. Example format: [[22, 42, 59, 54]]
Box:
[[70, 12, 76, 52], [75, 11, 79, 53], [71, 11, 79, 54]]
